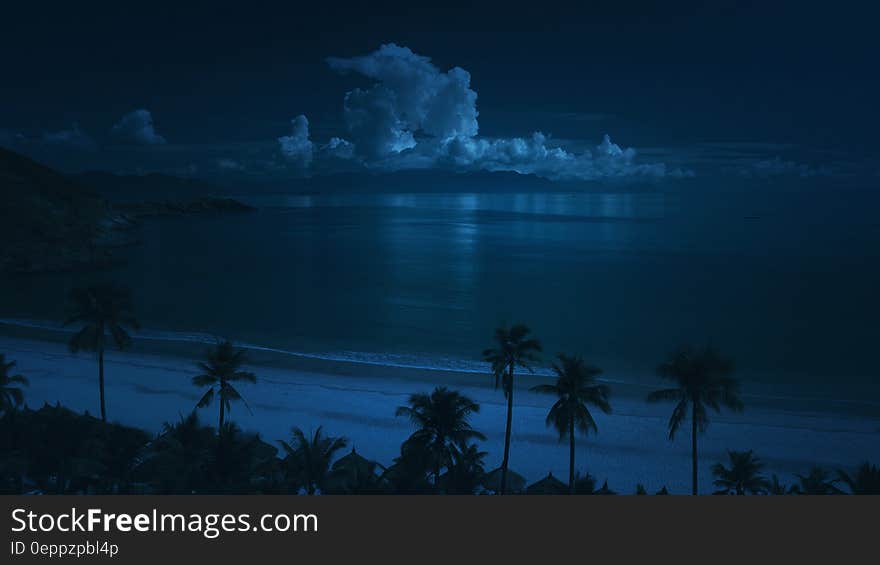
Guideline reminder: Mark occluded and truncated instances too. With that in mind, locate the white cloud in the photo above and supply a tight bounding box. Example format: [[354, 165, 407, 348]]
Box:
[[111, 109, 167, 145], [277, 114, 314, 167], [280, 44, 681, 181], [327, 43, 478, 157]]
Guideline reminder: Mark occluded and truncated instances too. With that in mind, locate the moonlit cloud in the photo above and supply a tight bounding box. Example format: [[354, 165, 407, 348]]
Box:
[[277, 114, 313, 167], [281, 43, 680, 180], [111, 109, 167, 145], [327, 43, 479, 157]]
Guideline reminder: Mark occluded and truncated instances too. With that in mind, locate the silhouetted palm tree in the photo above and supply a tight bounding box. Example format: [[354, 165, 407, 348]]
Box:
[[395, 387, 485, 486], [483, 323, 541, 494], [443, 443, 487, 494], [647, 346, 743, 495], [530, 354, 611, 492], [792, 466, 843, 495], [193, 340, 256, 431], [837, 461, 880, 495], [382, 441, 436, 494], [0, 355, 28, 414], [138, 411, 215, 493], [65, 284, 139, 422], [711, 450, 769, 495], [278, 426, 347, 494], [767, 474, 793, 495]]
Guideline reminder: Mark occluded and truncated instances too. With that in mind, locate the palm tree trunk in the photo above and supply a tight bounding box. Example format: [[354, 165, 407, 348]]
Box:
[[98, 345, 106, 422], [218, 380, 226, 431], [500, 364, 514, 495], [569, 418, 575, 493], [691, 399, 698, 495]]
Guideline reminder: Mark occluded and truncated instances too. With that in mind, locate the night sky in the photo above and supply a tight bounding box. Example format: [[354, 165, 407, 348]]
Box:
[[2, 1, 877, 185]]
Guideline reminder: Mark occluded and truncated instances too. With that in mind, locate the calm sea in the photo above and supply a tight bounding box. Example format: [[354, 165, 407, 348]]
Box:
[[2, 185, 879, 400]]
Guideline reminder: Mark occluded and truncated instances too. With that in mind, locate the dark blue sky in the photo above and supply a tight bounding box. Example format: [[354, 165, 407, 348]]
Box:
[[2, 1, 877, 184]]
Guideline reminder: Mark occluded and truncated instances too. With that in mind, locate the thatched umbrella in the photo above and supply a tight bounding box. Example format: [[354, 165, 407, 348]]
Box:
[[483, 467, 526, 494], [326, 447, 385, 494], [526, 472, 568, 495]]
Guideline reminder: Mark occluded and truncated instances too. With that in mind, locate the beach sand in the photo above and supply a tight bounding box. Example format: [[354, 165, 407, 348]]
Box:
[[1, 326, 878, 494]]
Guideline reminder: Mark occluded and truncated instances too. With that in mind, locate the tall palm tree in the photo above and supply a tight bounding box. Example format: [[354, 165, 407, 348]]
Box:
[[647, 346, 743, 495], [0, 355, 28, 414], [193, 340, 256, 431], [711, 450, 769, 495], [483, 323, 541, 495], [278, 426, 348, 494], [65, 284, 139, 422], [395, 387, 486, 486], [530, 354, 611, 492]]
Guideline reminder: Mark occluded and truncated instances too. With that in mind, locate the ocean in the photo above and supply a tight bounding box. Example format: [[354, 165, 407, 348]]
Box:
[[2, 184, 878, 402]]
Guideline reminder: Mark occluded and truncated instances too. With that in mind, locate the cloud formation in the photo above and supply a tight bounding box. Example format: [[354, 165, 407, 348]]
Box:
[[278, 43, 679, 181], [111, 109, 167, 145], [327, 43, 478, 158], [277, 114, 313, 167]]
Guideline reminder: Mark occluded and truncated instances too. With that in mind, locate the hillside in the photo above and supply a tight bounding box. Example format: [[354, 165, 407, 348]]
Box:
[[0, 147, 113, 273], [74, 171, 225, 202]]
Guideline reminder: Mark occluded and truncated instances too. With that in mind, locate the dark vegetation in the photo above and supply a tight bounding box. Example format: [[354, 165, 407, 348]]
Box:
[[1, 290, 877, 495]]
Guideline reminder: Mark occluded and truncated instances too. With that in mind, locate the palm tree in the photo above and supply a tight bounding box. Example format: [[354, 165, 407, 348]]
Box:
[[395, 387, 486, 486], [711, 450, 769, 495], [647, 346, 743, 495], [483, 323, 541, 494], [837, 461, 880, 495], [792, 466, 843, 495], [193, 340, 256, 431], [443, 443, 487, 494], [278, 426, 348, 494], [767, 474, 793, 495], [65, 284, 140, 422], [0, 355, 28, 414], [530, 354, 611, 492], [138, 411, 216, 493]]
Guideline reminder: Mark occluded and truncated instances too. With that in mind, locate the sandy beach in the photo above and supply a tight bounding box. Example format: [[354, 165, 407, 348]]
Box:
[[2, 325, 877, 495]]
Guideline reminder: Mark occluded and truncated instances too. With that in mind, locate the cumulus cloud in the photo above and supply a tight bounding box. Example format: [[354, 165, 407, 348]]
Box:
[[280, 44, 679, 180], [111, 109, 167, 145], [42, 124, 97, 150], [277, 114, 314, 167], [433, 133, 673, 179], [321, 137, 355, 160], [327, 43, 478, 158]]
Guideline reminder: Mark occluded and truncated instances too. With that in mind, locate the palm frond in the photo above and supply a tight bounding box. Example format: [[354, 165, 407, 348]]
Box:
[[196, 387, 214, 408]]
